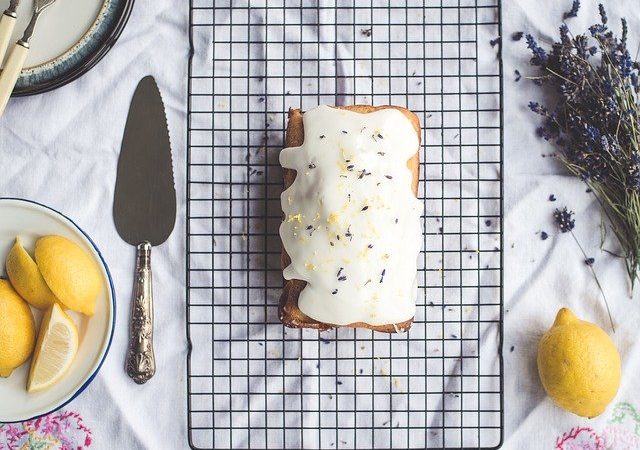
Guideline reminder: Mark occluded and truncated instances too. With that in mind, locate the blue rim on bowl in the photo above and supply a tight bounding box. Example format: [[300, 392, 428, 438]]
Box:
[[13, 0, 134, 96], [0, 197, 116, 423]]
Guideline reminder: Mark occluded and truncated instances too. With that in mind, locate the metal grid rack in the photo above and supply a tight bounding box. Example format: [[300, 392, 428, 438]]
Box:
[[186, 1, 504, 448]]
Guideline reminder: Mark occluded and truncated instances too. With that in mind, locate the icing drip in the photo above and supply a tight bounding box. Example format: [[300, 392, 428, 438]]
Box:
[[280, 105, 422, 326]]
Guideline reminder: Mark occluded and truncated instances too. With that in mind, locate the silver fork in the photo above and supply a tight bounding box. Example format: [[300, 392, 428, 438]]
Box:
[[0, 0, 57, 117]]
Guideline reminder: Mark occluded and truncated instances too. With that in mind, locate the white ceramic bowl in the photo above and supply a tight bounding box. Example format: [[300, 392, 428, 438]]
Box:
[[0, 198, 115, 422]]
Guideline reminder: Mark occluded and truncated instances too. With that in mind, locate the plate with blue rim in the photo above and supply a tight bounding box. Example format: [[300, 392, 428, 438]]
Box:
[[0, 198, 115, 423], [0, 0, 133, 96]]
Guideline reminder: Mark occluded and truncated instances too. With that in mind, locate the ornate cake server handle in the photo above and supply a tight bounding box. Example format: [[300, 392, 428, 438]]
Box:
[[126, 242, 156, 384]]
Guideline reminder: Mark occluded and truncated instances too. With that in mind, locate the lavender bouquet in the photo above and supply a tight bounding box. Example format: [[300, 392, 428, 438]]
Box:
[[526, 4, 640, 291]]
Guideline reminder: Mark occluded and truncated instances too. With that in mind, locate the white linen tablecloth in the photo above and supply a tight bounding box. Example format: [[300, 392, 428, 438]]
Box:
[[1, 0, 640, 449]]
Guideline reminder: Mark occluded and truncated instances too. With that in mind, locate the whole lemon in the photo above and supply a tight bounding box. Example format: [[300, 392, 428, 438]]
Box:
[[538, 308, 621, 418], [0, 279, 36, 377], [35, 236, 102, 316], [6, 236, 58, 310]]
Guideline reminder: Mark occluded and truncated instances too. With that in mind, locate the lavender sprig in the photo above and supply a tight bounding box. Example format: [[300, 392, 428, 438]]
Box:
[[526, 4, 640, 293], [563, 0, 580, 20], [553, 207, 575, 232], [553, 207, 615, 331]]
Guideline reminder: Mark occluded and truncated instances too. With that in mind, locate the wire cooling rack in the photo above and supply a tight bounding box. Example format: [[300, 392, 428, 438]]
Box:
[[186, 1, 503, 448]]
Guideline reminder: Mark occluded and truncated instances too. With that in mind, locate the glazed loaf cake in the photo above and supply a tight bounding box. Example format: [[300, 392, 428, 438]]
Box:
[[279, 105, 422, 333]]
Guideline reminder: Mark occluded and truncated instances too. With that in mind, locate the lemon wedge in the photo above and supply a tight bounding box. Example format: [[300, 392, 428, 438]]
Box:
[[35, 235, 102, 316], [27, 303, 78, 392], [6, 237, 58, 310]]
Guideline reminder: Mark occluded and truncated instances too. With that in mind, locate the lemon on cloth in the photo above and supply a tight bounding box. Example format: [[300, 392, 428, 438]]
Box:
[[6, 236, 58, 310], [35, 235, 102, 316], [28, 303, 79, 392], [0, 279, 36, 378], [537, 308, 621, 418]]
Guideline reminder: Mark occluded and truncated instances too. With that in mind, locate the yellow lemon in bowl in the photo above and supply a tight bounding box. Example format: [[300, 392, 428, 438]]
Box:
[[35, 235, 102, 316], [0, 280, 36, 377], [6, 237, 58, 310], [537, 308, 621, 418]]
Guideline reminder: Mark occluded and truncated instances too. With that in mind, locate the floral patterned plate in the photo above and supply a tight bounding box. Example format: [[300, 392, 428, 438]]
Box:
[[0, 198, 115, 422]]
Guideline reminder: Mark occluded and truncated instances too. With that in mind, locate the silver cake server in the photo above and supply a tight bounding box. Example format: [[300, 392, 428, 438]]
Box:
[[113, 76, 176, 384]]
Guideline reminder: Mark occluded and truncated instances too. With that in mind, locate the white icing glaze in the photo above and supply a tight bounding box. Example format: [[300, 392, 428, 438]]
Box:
[[280, 105, 422, 327]]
